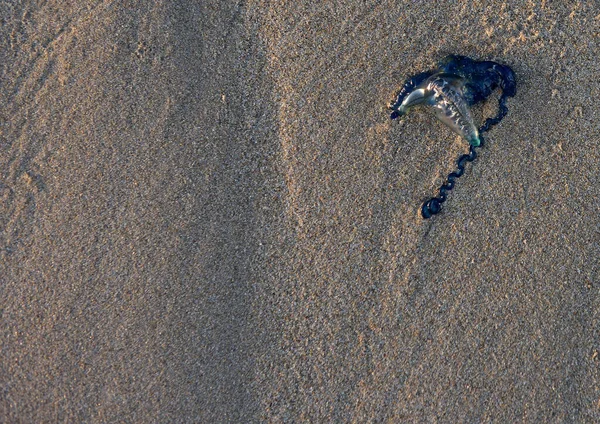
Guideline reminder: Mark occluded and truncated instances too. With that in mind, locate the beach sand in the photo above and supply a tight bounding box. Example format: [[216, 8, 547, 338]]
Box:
[[1, 1, 599, 422]]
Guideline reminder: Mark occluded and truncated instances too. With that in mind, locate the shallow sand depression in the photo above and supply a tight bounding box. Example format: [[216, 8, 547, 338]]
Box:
[[1, 1, 599, 422]]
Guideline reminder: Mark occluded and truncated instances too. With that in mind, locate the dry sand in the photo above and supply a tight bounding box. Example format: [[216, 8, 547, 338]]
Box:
[[1, 1, 599, 422]]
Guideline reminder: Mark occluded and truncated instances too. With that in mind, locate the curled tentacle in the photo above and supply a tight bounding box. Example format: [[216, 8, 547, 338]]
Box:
[[421, 145, 477, 219]]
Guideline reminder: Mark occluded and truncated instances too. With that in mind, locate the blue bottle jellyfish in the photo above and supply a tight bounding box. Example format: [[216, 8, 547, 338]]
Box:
[[389, 55, 517, 218]]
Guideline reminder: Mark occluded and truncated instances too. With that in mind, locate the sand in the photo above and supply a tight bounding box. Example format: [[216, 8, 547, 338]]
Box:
[[1, 1, 599, 422]]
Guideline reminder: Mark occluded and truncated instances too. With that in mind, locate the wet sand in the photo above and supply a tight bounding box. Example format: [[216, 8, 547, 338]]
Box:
[[1, 1, 599, 422]]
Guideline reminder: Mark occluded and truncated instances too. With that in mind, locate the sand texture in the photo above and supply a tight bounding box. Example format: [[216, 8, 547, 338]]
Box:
[[1, 1, 599, 422]]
